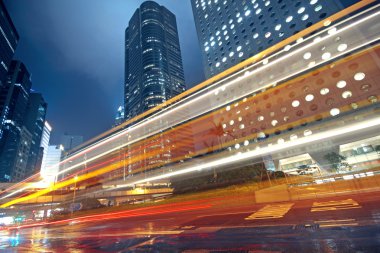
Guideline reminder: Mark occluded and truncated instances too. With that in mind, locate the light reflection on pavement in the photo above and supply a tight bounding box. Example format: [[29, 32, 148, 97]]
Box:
[[1, 192, 380, 252]]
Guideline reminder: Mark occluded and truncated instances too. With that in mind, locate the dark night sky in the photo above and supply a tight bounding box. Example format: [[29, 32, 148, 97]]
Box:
[[3, 0, 205, 144]]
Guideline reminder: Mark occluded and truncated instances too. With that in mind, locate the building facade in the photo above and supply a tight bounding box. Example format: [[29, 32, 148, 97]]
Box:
[[40, 145, 63, 183], [39, 121, 52, 173], [0, 1, 19, 87], [114, 105, 124, 127], [190, 0, 353, 78], [60, 133, 83, 151], [124, 1, 186, 121], [24, 93, 47, 175], [0, 61, 32, 182]]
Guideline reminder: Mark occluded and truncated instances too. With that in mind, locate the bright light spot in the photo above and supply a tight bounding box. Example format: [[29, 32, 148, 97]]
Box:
[[342, 90, 353, 99], [226, 105, 231, 111], [308, 61, 316, 67], [303, 52, 311, 60], [337, 44, 348, 52], [320, 88, 329, 95], [235, 143, 240, 149], [286, 16, 293, 23], [354, 72, 365, 81], [336, 80, 346, 88], [323, 20, 331, 26], [304, 129, 312, 136], [310, 0, 318, 5], [330, 108, 340, 116], [292, 100, 300, 107], [229, 120, 234, 125], [298, 7, 305, 14], [322, 52, 331, 60], [305, 94, 314, 101], [244, 140, 249, 146]]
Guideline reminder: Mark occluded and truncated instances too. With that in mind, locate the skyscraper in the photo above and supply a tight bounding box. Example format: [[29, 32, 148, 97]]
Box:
[[190, 0, 353, 78], [39, 121, 52, 173], [124, 1, 186, 121], [0, 61, 32, 182], [24, 93, 47, 175], [40, 145, 63, 183], [60, 133, 83, 151], [0, 0, 19, 87]]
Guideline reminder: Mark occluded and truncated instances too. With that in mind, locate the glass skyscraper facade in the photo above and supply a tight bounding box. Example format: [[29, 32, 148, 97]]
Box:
[[0, 61, 32, 182], [0, 0, 19, 88], [124, 1, 186, 121], [24, 93, 47, 176], [191, 0, 354, 78]]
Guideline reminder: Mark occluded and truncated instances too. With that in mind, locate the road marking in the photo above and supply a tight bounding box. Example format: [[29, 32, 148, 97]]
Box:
[[311, 199, 361, 212], [315, 218, 358, 228], [245, 203, 294, 220]]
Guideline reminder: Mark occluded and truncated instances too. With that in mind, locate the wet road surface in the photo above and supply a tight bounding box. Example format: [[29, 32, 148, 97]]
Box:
[[1, 192, 380, 252]]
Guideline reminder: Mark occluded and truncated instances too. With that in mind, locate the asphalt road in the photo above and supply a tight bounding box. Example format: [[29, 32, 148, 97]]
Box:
[[1, 191, 380, 252]]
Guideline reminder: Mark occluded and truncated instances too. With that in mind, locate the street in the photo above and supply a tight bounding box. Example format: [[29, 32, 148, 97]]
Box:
[[1, 191, 380, 252]]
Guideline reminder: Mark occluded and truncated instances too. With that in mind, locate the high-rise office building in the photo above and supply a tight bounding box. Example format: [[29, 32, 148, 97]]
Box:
[[60, 133, 83, 151], [24, 93, 47, 175], [40, 145, 63, 183], [0, 1, 19, 88], [40, 121, 52, 173], [0, 61, 32, 182], [190, 0, 353, 78], [124, 1, 186, 121]]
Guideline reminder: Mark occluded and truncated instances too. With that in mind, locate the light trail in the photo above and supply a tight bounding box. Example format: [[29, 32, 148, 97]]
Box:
[[1, 3, 379, 202], [115, 116, 380, 189], [47, 5, 380, 179]]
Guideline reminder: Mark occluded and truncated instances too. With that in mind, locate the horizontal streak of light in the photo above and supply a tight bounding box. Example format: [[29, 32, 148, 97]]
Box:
[[4, 5, 378, 200], [63, 10, 379, 162], [116, 116, 380, 189], [317, 219, 356, 223], [68, 0, 375, 155], [7, 203, 212, 230], [319, 223, 359, 227], [56, 7, 380, 171], [2, 8, 379, 202], [2, 1, 376, 197]]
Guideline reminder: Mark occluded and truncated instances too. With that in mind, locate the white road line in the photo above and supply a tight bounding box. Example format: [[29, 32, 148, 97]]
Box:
[[311, 199, 361, 212], [245, 203, 294, 220]]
